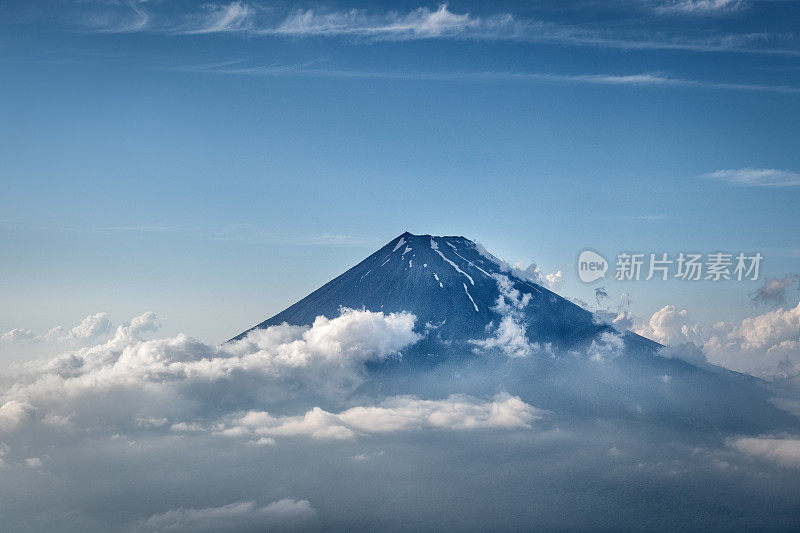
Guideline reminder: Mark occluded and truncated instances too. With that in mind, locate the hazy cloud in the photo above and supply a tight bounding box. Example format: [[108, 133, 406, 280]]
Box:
[[177, 63, 800, 94], [750, 274, 800, 306], [729, 437, 800, 467], [215, 393, 542, 441], [138, 498, 318, 532], [703, 168, 800, 187]]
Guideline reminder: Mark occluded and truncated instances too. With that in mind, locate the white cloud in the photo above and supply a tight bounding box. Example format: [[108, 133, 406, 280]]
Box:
[[591, 290, 638, 334], [264, 4, 484, 40], [729, 437, 800, 467], [635, 305, 706, 346], [0, 401, 33, 432], [0, 309, 421, 434], [139, 498, 318, 532], [24, 457, 43, 469], [636, 302, 800, 378], [703, 168, 800, 187], [511, 262, 564, 292], [0, 312, 142, 365], [216, 393, 542, 441], [62, 312, 112, 341], [78, 1, 800, 58], [470, 274, 539, 358], [0, 329, 34, 343]]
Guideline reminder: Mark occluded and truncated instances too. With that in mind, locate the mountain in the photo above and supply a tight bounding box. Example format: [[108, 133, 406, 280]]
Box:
[[233, 231, 655, 355], [232, 232, 796, 434]]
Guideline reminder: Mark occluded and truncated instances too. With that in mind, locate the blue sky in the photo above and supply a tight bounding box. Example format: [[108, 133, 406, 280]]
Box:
[[1, 0, 799, 343]]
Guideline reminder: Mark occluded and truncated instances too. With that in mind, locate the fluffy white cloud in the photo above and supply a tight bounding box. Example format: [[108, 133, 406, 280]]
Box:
[[0, 329, 34, 343], [471, 274, 540, 357], [0, 309, 421, 434], [138, 498, 317, 532], [0, 400, 33, 431], [0, 311, 132, 364], [62, 312, 113, 341], [635, 305, 705, 346], [636, 302, 800, 379], [340, 393, 541, 432], [729, 437, 800, 468], [215, 394, 542, 441]]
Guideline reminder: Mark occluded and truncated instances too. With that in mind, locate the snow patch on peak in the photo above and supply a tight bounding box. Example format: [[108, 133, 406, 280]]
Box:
[[431, 239, 475, 285], [392, 237, 406, 252], [463, 283, 479, 312], [446, 241, 491, 278]]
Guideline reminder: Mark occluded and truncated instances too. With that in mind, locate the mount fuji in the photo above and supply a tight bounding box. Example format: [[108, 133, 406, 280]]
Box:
[[232, 232, 796, 434], [233, 231, 652, 354]]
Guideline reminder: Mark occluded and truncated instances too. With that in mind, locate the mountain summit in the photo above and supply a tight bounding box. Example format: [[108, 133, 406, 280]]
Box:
[[232, 231, 655, 358]]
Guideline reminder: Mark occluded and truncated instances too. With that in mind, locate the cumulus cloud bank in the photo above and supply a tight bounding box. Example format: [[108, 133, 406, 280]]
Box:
[[0, 309, 422, 434], [215, 393, 541, 443], [1, 306, 800, 529], [636, 301, 800, 380]]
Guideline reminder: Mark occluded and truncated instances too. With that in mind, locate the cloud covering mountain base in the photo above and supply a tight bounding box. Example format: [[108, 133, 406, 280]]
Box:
[[0, 307, 799, 530]]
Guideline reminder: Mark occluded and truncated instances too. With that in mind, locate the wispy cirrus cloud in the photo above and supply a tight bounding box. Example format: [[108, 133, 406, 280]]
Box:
[[174, 62, 800, 94], [655, 0, 746, 15], [177, 1, 254, 35], [91, 0, 149, 34], [257, 4, 488, 39], [703, 168, 800, 187], [83, 2, 800, 56]]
